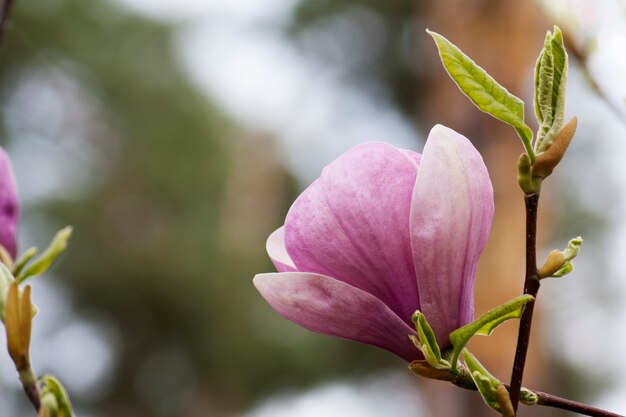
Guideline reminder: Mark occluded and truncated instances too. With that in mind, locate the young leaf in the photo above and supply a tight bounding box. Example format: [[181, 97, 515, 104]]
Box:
[[412, 310, 448, 369], [0, 262, 15, 322], [553, 262, 574, 277], [563, 236, 583, 260], [535, 26, 568, 153], [448, 295, 534, 372], [39, 375, 75, 417], [39, 392, 60, 417], [427, 29, 535, 159], [534, 32, 554, 125], [464, 349, 503, 413], [18, 226, 73, 283], [12, 247, 37, 277]]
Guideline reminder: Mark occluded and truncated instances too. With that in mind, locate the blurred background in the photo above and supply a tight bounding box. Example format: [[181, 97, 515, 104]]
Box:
[[0, 0, 625, 416]]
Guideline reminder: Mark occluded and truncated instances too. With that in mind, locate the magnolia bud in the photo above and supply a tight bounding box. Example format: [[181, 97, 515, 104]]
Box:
[[537, 250, 566, 279], [532, 117, 577, 179]]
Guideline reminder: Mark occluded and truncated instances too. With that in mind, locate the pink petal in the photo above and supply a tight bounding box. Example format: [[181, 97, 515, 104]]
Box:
[[267, 226, 297, 272], [284, 142, 421, 324], [254, 272, 419, 362], [410, 125, 494, 345], [0, 148, 18, 258]]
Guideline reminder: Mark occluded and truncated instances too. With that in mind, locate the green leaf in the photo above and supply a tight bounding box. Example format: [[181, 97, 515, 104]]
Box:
[[0, 262, 15, 322], [412, 310, 448, 369], [473, 373, 501, 412], [12, 247, 38, 277], [563, 236, 583, 261], [535, 26, 568, 153], [464, 349, 502, 413], [553, 262, 573, 277], [39, 375, 75, 417], [534, 32, 553, 125], [448, 295, 534, 372], [427, 29, 535, 160], [18, 226, 73, 283]]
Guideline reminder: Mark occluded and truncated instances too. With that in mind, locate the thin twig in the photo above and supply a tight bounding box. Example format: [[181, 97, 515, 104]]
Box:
[[535, 390, 624, 417], [22, 382, 41, 412], [508, 193, 540, 413], [454, 378, 625, 417], [18, 365, 41, 412]]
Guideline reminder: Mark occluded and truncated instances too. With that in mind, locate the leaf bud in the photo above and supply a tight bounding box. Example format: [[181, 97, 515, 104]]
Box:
[[532, 117, 577, 179]]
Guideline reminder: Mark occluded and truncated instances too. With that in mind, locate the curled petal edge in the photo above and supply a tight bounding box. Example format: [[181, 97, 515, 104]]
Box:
[[267, 226, 297, 273], [254, 272, 420, 362]]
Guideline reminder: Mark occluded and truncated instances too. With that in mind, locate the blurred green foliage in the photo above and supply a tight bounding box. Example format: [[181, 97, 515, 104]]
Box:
[[0, 0, 406, 415]]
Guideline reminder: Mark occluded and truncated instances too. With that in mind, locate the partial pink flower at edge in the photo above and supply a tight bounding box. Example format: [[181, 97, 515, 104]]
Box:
[[0, 147, 19, 259], [254, 124, 494, 362]]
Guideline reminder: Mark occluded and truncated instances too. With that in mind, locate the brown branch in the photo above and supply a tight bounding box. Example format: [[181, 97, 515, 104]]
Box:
[[508, 193, 540, 413], [451, 375, 625, 417], [17, 366, 40, 413], [22, 381, 41, 412], [535, 390, 624, 417]]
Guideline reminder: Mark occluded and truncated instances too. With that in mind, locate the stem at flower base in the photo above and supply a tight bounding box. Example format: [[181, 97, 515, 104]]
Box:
[[509, 193, 540, 414]]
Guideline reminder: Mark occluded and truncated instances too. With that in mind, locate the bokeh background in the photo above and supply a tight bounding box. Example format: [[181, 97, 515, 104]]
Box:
[[0, 0, 625, 416]]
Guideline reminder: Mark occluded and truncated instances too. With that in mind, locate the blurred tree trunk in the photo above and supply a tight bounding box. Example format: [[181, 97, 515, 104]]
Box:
[[417, 2, 560, 416]]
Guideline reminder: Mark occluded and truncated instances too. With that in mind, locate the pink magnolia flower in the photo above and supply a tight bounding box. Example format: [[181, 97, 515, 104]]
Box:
[[254, 125, 494, 362], [0, 148, 18, 259]]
